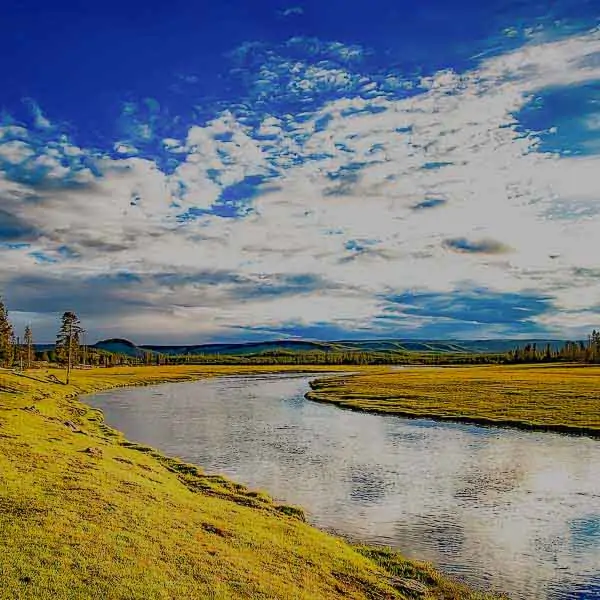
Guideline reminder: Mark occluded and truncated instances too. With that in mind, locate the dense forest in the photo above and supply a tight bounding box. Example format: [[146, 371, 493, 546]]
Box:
[[1, 297, 600, 369]]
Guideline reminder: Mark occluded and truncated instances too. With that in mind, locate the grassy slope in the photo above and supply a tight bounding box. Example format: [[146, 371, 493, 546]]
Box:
[[307, 364, 600, 436], [0, 365, 503, 600]]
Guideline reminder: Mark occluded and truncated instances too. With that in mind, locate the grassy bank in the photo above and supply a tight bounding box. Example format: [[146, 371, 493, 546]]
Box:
[[0, 365, 504, 600], [306, 364, 600, 437]]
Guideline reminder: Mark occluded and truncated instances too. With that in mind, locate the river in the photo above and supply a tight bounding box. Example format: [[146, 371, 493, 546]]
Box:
[[86, 372, 600, 600]]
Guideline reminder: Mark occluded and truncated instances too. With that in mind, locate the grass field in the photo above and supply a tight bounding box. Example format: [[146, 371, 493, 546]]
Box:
[[0, 365, 504, 600], [307, 364, 600, 437]]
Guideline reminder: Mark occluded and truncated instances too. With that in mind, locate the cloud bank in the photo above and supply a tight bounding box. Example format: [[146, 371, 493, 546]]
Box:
[[2, 26, 600, 342]]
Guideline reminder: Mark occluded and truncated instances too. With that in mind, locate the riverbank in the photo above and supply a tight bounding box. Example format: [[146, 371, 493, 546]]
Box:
[[306, 364, 600, 437], [0, 365, 504, 600]]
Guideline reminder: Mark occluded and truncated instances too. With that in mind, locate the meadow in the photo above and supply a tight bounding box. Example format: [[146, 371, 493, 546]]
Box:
[[307, 364, 600, 437], [0, 364, 504, 600]]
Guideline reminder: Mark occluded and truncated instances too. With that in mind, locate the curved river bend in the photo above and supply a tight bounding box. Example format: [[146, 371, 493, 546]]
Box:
[[86, 373, 600, 600]]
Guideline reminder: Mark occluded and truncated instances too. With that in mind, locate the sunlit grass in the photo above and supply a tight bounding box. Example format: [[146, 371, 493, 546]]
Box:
[[0, 365, 504, 599], [307, 364, 600, 436]]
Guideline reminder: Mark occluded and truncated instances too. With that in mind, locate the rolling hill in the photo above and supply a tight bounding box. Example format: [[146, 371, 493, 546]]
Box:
[[98, 338, 569, 357], [33, 337, 571, 359]]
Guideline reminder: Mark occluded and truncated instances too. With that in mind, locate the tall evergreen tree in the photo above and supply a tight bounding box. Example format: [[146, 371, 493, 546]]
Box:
[[24, 324, 34, 369], [14, 335, 23, 371], [56, 312, 83, 384], [0, 297, 14, 368]]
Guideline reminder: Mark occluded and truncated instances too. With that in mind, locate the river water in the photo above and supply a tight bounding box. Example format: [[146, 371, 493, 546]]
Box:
[[86, 373, 600, 599]]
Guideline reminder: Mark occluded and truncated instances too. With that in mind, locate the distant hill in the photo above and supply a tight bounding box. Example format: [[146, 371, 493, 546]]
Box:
[[93, 338, 151, 358], [137, 338, 568, 356], [34, 337, 570, 359], [34, 338, 152, 358], [140, 340, 339, 356]]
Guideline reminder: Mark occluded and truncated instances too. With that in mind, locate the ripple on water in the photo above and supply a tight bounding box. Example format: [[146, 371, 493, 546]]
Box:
[[86, 374, 600, 600]]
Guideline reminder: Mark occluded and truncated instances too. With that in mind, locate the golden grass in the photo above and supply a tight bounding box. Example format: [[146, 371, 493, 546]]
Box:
[[0, 365, 503, 600], [307, 364, 600, 436]]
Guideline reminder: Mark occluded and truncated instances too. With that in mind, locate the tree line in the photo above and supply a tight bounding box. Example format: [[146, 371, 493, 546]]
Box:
[[504, 332, 600, 364], [0, 299, 171, 371], [0, 299, 91, 379], [2, 296, 600, 368], [156, 350, 510, 366], [0, 298, 35, 369]]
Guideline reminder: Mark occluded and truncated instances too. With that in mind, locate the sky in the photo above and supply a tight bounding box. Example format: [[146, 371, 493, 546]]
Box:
[[1, 0, 600, 344]]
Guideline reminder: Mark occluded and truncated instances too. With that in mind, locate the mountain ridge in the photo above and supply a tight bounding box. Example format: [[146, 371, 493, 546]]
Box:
[[77, 337, 572, 358]]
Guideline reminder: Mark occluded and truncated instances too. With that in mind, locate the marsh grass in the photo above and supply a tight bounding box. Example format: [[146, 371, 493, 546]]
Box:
[[0, 365, 504, 599], [307, 364, 600, 437]]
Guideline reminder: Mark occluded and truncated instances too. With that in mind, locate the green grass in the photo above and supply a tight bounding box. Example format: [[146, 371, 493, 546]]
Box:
[[0, 365, 504, 600], [306, 364, 600, 436]]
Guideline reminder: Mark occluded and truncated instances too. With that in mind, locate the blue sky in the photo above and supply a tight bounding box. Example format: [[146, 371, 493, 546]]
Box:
[[1, 0, 600, 343]]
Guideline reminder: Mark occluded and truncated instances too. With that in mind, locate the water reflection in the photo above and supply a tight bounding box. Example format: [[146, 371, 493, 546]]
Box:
[[87, 373, 600, 600]]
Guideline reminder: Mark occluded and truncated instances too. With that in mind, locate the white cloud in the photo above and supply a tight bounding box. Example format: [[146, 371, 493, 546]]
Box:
[[114, 142, 139, 154], [278, 6, 303, 18], [0, 125, 29, 140], [0, 140, 35, 163], [257, 116, 283, 137], [2, 28, 600, 340], [32, 154, 71, 179], [162, 138, 186, 153]]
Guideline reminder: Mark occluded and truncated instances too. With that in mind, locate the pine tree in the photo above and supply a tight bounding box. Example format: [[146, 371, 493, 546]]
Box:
[[56, 312, 83, 384], [0, 297, 14, 368], [14, 335, 23, 371], [24, 324, 34, 369]]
